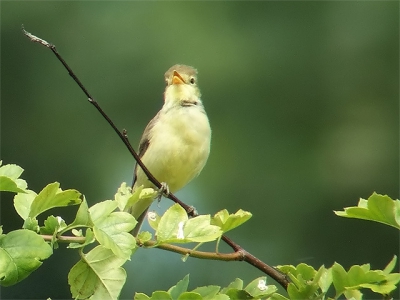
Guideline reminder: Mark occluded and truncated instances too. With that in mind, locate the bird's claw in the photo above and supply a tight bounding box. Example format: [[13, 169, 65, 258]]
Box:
[[156, 182, 170, 204]]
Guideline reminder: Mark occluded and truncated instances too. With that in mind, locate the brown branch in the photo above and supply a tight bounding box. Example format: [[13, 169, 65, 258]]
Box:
[[142, 240, 242, 261], [41, 234, 86, 243], [23, 26, 289, 290]]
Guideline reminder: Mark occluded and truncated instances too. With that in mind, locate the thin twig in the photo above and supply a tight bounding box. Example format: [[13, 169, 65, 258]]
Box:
[[41, 234, 86, 243], [23, 26, 289, 290], [143, 240, 242, 261]]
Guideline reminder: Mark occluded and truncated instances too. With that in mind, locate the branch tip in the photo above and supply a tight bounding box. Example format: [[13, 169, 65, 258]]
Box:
[[22, 25, 52, 48]]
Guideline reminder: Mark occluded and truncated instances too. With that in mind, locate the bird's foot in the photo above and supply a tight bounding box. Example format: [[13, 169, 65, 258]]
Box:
[[156, 182, 170, 205]]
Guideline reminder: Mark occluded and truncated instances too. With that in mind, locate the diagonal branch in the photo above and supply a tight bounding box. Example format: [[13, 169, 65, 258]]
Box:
[[23, 26, 289, 290]]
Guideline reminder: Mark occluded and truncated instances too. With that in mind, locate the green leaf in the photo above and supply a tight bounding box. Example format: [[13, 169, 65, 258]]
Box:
[[14, 190, 36, 220], [204, 295, 229, 300], [148, 291, 172, 300], [331, 263, 348, 296], [191, 285, 221, 300], [177, 292, 202, 300], [22, 217, 39, 232], [29, 182, 81, 218], [358, 280, 400, 295], [317, 266, 332, 294], [287, 280, 319, 300], [335, 192, 400, 229], [90, 200, 137, 259], [68, 246, 127, 300], [129, 187, 158, 219], [347, 264, 385, 286], [0, 229, 52, 286], [137, 231, 152, 244], [244, 277, 278, 298], [157, 204, 222, 244], [67, 198, 93, 229], [89, 200, 118, 221], [278, 264, 322, 299], [221, 278, 243, 293], [344, 289, 362, 300], [147, 211, 161, 231], [224, 289, 252, 299], [114, 182, 134, 211], [211, 209, 252, 233], [331, 260, 400, 298], [0, 161, 22, 178], [296, 263, 317, 280], [168, 274, 189, 300], [60, 198, 93, 236], [182, 215, 222, 243], [268, 294, 290, 300], [0, 162, 27, 193], [0, 176, 26, 193], [40, 215, 67, 235], [134, 293, 150, 300], [383, 255, 397, 275], [277, 265, 296, 276], [156, 203, 188, 243]]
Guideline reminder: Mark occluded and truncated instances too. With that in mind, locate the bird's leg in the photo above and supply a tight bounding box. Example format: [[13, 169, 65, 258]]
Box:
[[156, 182, 170, 205]]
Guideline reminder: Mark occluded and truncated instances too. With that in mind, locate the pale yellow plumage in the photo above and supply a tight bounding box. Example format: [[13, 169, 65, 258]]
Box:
[[131, 64, 211, 235]]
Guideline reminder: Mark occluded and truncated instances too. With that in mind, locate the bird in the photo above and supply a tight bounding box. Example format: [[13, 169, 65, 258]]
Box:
[[130, 64, 211, 236]]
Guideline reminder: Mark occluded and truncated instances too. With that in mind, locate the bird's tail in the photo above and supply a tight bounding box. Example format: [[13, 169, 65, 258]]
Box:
[[131, 206, 150, 237]]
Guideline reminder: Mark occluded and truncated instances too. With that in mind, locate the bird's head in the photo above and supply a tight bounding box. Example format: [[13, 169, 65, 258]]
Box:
[[164, 64, 201, 106]]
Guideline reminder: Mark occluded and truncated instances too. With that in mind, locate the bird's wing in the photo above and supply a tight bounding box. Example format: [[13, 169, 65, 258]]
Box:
[[132, 110, 160, 187]]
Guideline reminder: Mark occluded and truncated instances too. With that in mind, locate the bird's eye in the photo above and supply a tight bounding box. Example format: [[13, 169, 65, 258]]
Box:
[[190, 77, 195, 84]]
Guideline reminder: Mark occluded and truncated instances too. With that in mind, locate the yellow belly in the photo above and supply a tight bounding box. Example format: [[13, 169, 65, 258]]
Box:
[[134, 106, 211, 193]]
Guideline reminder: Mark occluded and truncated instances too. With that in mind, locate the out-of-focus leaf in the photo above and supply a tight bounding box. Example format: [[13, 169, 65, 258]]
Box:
[[168, 274, 189, 299], [220, 278, 243, 294], [191, 285, 220, 300], [244, 277, 277, 298], [332, 260, 400, 298]]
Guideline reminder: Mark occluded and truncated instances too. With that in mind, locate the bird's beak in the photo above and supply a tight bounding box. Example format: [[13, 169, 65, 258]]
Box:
[[172, 71, 185, 85]]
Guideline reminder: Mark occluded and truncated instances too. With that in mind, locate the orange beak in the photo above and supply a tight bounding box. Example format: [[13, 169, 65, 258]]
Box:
[[172, 70, 185, 85]]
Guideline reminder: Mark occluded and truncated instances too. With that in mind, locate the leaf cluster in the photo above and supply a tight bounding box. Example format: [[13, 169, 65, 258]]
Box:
[[278, 257, 399, 300], [135, 275, 277, 300], [1, 162, 399, 299], [0, 162, 252, 299]]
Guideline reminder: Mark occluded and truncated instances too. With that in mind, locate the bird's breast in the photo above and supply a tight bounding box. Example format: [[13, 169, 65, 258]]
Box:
[[136, 105, 211, 193]]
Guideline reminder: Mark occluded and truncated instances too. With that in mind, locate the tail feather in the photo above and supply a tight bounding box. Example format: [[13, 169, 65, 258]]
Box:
[[131, 207, 149, 237]]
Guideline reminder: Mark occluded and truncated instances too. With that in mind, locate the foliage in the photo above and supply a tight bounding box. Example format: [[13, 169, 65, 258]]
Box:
[[0, 161, 399, 299], [277, 258, 400, 300], [334, 192, 400, 230], [135, 275, 277, 300]]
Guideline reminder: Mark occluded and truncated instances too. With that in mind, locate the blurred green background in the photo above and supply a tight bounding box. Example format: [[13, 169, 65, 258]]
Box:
[[1, 1, 399, 299]]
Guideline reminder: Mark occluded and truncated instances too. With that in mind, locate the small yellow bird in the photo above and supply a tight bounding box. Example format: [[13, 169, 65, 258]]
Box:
[[130, 64, 211, 235]]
